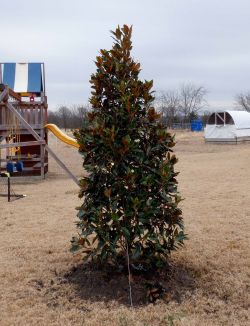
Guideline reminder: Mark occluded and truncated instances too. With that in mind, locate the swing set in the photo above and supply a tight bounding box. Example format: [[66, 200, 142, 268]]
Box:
[[0, 63, 79, 201], [4, 105, 24, 173]]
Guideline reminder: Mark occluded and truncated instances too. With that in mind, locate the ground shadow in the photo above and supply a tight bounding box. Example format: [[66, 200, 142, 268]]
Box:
[[43, 260, 198, 307]]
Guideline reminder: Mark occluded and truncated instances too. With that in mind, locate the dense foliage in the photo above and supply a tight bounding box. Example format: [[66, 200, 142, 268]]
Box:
[[72, 25, 186, 268]]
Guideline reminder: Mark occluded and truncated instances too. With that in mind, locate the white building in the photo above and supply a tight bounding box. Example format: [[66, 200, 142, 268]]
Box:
[[204, 110, 250, 142]]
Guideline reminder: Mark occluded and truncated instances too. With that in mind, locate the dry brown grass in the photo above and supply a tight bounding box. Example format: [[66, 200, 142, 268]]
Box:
[[0, 131, 249, 326]]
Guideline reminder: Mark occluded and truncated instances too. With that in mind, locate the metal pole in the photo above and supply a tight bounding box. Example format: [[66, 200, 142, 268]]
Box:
[[8, 176, 10, 202]]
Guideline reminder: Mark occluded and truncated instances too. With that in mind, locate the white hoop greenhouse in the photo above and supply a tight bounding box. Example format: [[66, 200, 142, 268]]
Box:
[[204, 110, 250, 142]]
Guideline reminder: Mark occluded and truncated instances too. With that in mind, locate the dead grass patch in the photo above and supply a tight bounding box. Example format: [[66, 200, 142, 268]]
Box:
[[0, 131, 249, 326]]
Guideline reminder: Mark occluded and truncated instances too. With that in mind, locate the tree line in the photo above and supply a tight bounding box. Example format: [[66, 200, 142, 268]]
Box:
[[48, 105, 89, 130], [156, 83, 250, 128], [156, 82, 207, 128], [48, 85, 250, 130]]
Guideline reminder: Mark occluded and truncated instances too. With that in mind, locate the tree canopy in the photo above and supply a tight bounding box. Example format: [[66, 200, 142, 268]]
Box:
[[71, 25, 186, 269]]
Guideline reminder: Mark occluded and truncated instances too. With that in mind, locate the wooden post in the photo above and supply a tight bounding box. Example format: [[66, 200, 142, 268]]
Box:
[[40, 106, 45, 179], [42, 63, 46, 96], [0, 88, 8, 102], [0, 64, 2, 83]]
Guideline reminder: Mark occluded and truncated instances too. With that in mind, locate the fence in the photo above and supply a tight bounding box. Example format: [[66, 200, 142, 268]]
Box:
[[171, 123, 191, 130]]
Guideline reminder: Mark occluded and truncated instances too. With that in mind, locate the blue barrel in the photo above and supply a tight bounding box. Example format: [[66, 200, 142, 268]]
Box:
[[6, 162, 16, 174], [191, 119, 203, 132], [6, 161, 24, 173], [16, 161, 24, 172]]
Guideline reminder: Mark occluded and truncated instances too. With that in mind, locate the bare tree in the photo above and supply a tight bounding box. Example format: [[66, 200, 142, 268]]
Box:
[[179, 83, 207, 122], [58, 106, 72, 131], [71, 105, 90, 128], [48, 111, 61, 126], [48, 105, 90, 129], [157, 90, 180, 127], [235, 92, 250, 112], [200, 110, 211, 125]]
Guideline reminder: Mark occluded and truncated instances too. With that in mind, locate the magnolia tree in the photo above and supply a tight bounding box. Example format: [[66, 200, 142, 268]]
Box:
[[71, 25, 186, 268]]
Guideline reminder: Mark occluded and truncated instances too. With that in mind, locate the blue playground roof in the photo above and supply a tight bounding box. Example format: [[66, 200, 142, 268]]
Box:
[[2, 63, 43, 95]]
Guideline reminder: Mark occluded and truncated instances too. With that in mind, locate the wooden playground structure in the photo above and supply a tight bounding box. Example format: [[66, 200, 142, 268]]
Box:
[[0, 63, 79, 186]]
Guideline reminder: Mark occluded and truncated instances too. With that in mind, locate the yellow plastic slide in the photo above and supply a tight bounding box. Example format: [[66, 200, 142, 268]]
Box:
[[44, 124, 79, 148]]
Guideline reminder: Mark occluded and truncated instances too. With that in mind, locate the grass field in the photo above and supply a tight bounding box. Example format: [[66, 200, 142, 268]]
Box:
[[0, 131, 249, 326]]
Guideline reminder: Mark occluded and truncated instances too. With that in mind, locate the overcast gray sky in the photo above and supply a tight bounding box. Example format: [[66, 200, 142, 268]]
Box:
[[2, 0, 250, 110]]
